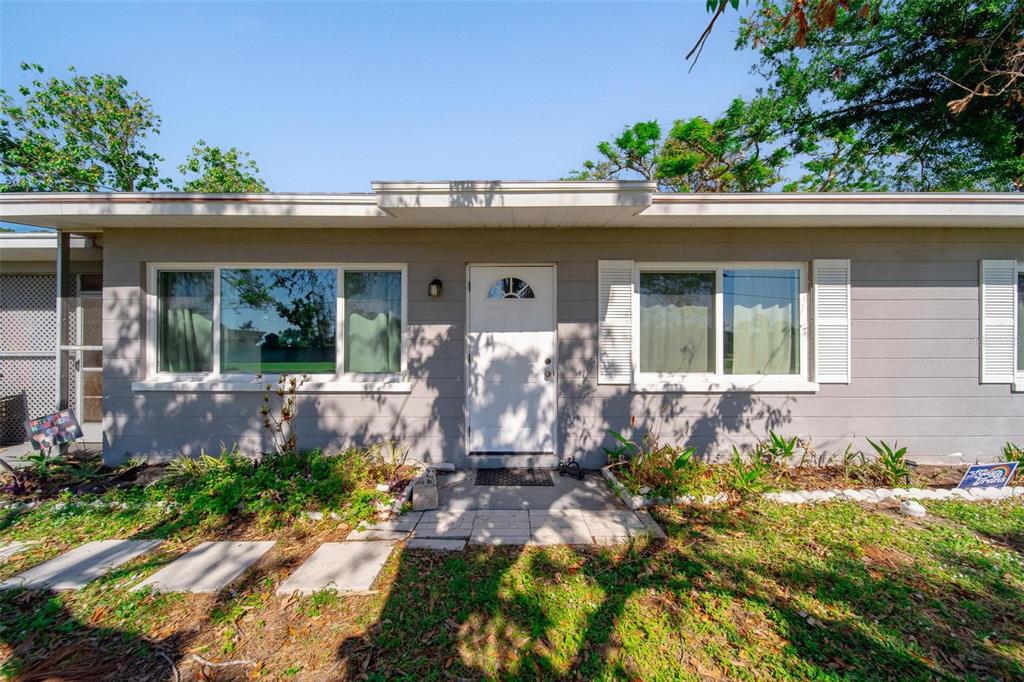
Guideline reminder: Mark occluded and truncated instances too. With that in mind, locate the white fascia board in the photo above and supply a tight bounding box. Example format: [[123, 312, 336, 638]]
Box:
[[643, 192, 1024, 227], [372, 180, 656, 210]]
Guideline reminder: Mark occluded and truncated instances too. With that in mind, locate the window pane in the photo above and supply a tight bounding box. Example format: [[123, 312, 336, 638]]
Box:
[[1018, 273, 1023, 371], [639, 272, 715, 373], [724, 269, 800, 375], [158, 271, 214, 373], [345, 271, 402, 374], [220, 269, 337, 374]]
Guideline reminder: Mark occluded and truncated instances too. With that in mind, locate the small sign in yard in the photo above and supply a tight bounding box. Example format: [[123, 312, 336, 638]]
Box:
[[25, 409, 82, 451], [957, 462, 1019, 489]]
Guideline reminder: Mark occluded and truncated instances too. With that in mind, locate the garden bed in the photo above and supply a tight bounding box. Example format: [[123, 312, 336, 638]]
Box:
[[601, 427, 1021, 510], [603, 461, 1023, 509]]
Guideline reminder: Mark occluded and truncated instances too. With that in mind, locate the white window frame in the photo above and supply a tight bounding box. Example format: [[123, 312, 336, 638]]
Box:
[[136, 262, 409, 393], [631, 261, 817, 393], [1015, 261, 1023, 392]]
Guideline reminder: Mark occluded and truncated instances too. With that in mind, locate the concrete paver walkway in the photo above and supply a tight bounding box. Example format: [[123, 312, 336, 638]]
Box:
[[438, 471, 622, 510], [135, 541, 275, 593], [277, 541, 394, 595], [0, 539, 162, 591], [353, 508, 661, 547]]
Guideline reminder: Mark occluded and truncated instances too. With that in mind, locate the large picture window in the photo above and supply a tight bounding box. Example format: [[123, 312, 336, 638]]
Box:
[[634, 263, 808, 389], [220, 268, 337, 374], [147, 264, 407, 385]]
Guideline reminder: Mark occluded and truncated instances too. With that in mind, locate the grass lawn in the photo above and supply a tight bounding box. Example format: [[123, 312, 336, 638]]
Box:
[[1, 498, 1021, 680]]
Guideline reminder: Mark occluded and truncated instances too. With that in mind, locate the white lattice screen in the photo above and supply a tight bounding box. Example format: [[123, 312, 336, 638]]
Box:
[[0, 274, 58, 443]]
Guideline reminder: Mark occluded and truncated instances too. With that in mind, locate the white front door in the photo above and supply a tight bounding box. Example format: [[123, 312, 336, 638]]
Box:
[[467, 265, 556, 454]]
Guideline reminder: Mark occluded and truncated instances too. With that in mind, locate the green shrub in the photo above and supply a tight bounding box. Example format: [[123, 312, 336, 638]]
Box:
[[604, 428, 711, 499], [157, 446, 384, 519], [1002, 442, 1024, 464], [724, 446, 770, 499], [866, 438, 910, 487], [756, 430, 799, 467]]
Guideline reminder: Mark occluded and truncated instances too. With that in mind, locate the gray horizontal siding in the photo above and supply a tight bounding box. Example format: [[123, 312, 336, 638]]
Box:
[[101, 226, 1024, 466]]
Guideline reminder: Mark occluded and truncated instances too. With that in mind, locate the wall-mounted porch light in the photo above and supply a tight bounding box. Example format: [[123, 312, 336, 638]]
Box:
[[428, 278, 443, 298]]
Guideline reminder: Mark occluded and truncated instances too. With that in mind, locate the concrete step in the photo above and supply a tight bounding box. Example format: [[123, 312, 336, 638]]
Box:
[[463, 453, 560, 469]]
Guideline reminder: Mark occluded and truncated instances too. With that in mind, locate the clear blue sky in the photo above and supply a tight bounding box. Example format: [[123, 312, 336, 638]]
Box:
[[2, 1, 766, 193]]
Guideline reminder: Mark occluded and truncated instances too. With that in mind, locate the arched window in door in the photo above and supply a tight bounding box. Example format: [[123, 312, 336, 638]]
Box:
[[487, 277, 535, 300]]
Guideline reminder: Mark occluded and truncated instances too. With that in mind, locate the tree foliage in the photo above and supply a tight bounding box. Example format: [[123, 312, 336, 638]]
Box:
[[1, 63, 270, 193], [176, 140, 268, 193], [741, 0, 1024, 190], [1, 63, 165, 192], [568, 98, 789, 191]]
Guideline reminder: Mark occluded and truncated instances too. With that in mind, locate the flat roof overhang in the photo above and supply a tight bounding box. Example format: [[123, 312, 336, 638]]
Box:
[[0, 182, 1021, 233]]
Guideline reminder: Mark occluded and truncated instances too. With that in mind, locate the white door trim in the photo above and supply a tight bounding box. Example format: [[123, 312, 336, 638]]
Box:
[[464, 263, 558, 458]]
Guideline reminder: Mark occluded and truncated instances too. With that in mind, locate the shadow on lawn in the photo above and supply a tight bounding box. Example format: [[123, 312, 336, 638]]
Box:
[[0, 506, 317, 681], [335, 505, 1024, 681]]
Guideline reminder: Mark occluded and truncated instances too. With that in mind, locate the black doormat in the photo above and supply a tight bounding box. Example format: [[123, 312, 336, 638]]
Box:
[[475, 468, 555, 486]]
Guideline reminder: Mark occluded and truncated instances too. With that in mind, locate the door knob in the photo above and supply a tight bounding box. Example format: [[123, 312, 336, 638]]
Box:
[[543, 369, 552, 380]]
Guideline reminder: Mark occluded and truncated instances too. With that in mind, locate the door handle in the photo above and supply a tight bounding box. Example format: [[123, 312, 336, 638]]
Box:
[[543, 369, 552, 380]]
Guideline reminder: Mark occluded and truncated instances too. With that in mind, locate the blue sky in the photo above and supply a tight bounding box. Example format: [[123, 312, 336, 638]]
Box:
[[1, 1, 766, 193]]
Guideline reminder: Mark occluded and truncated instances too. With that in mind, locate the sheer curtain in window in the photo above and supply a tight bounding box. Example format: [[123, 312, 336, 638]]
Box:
[[639, 272, 715, 373], [724, 269, 800, 375]]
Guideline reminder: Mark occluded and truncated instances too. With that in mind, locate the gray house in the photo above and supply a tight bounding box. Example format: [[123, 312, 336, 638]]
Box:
[[1, 183, 1022, 467]]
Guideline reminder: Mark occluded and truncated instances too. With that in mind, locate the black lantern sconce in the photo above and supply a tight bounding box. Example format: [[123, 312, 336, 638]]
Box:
[[428, 278, 443, 298]]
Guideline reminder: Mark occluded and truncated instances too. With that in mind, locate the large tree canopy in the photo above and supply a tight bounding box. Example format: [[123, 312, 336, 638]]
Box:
[[578, 0, 1022, 191], [741, 0, 1023, 190], [1, 64, 269, 193], [1, 63, 165, 192]]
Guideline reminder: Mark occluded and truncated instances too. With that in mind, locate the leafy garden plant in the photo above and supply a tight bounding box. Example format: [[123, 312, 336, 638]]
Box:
[[604, 426, 710, 499], [724, 446, 770, 499], [867, 438, 911, 487]]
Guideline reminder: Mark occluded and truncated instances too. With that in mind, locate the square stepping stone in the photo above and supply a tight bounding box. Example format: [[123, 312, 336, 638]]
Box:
[[593, 536, 634, 546], [420, 510, 476, 525], [346, 529, 409, 541], [0, 541, 35, 563], [1, 540, 162, 591], [277, 541, 394, 595], [135, 541, 275, 594], [530, 510, 588, 527], [530, 527, 593, 545], [406, 538, 465, 551], [469, 533, 531, 545]]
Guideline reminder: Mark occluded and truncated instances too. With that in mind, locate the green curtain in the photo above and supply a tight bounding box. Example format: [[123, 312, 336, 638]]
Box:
[[344, 271, 402, 374], [160, 307, 213, 372], [345, 311, 400, 373], [158, 271, 213, 373]]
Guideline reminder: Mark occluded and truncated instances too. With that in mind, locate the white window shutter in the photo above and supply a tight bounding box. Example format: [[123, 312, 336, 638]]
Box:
[[813, 259, 851, 384], [598, 260, 633, 384], [980, 259, 1016, 383]]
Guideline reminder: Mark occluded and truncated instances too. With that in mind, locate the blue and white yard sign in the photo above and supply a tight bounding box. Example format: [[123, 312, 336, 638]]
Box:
[[956, 462, 1019, 489]]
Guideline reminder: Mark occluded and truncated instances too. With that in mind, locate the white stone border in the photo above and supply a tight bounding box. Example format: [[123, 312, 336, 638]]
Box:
[[602, 464, 1024, 509], [764, 485, 1024, 505]]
